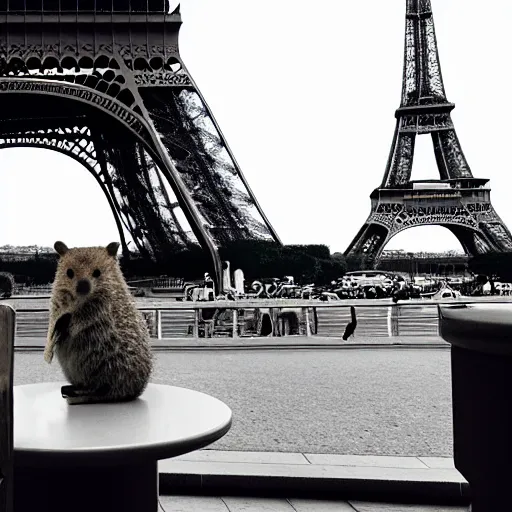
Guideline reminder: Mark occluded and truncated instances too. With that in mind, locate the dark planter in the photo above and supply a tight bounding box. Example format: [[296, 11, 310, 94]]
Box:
[[439, 304, 512, 511]]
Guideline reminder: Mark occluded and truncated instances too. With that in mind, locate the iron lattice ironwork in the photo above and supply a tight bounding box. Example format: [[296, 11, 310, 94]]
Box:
[[345, 0, 512, 264], [0, 1, 281, 290]]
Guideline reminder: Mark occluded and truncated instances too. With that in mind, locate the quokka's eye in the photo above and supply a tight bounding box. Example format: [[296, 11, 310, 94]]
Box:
[[66, 269, 74, 279], [92, 269, 101, 278]]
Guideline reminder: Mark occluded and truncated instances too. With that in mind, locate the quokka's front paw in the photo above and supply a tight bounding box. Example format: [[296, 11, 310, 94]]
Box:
[[55, 290, 74, 310]]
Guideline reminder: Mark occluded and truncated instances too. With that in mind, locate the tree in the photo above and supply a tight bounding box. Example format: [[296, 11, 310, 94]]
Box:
[[219, 240, 346, 285], [0, 272, 15, 298], [346, 253, 375, 272], [0, 255, 58, 284], [469, 252, 512, 282]]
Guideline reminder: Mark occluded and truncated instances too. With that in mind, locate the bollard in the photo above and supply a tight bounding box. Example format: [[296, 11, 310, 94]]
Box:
[[439, 304, 512, 511]]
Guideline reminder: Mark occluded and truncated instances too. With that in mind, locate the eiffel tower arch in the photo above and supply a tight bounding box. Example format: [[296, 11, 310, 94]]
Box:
[[0, 1, 281, 291], [345, 0, 512, 266]]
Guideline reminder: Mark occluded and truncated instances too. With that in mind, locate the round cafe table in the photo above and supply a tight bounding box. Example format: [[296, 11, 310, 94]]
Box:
[[13, 382, 232, 512]]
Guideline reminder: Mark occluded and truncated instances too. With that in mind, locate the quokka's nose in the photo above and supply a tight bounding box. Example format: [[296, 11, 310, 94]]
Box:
[[76, 279, 91, 296]]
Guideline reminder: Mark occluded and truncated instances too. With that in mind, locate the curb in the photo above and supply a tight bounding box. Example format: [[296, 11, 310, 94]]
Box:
[[158, 451, 470, 505], [14, 335, 448, 352], [14, 343, 450, 352], [151, 343, 450, 351]]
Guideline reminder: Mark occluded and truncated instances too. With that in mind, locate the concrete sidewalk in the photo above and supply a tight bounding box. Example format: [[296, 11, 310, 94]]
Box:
[[159, 495, 469, 511], [159, 450, 469, 506], [14, 335, 449, 351]]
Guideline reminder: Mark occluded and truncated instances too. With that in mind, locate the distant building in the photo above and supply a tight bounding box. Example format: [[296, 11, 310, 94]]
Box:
[[0, 245, 54, 262], [378, 249, 469, 276]]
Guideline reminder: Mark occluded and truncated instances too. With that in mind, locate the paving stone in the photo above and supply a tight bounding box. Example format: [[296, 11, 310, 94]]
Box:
[[288, 498, 355, 511], [157, 497, 469, 512], [159, 495, 229, 511], [173, 450, 309, 465], [418, 457, 456, 469], [221, 497, 295, 511], [305, 454, 428, 469], [349, 502, 468, 512], [158, 497, 469, 512]]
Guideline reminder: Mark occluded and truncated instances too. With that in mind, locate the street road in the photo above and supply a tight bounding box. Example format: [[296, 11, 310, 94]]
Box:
[[14, 347, 453, 457]]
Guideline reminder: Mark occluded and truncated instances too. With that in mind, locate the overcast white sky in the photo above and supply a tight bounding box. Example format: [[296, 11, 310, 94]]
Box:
[[1, 0, 512, 254]]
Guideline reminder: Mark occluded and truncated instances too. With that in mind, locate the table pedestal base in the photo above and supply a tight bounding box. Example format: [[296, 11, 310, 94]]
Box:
[[14, 461, 158, 512]]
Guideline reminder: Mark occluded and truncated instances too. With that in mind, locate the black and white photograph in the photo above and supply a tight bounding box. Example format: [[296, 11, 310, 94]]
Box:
[[0, 1, 509, 511]]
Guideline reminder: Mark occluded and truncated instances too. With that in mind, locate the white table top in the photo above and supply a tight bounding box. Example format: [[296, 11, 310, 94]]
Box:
[[14, 382, 232, 467]]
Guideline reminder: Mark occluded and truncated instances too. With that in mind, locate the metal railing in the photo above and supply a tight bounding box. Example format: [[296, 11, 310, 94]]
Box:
[[150, 277, 186, 289], [11, 298, 512, 340]]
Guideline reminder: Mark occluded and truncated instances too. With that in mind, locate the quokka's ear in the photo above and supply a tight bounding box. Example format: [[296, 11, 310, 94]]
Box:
[[106, 242, 120, 257], [54, 241, 69, 256]]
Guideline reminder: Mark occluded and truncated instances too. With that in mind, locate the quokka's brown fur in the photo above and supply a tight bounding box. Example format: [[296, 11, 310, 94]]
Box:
[[44, 241, 153, 404]]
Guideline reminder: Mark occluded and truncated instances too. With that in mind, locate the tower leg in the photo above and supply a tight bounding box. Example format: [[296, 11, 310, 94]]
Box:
[[381, 130, 416, 188], [432, 130, 472, 180], [100, 132, 223, 287], [345, 221, 390, 264]]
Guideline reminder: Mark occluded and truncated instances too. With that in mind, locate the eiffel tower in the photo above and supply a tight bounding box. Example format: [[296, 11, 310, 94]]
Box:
[[0, 1, 280, 290], [345, 0, 512, 265]]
